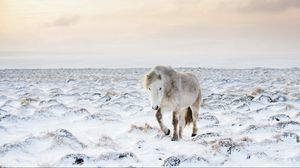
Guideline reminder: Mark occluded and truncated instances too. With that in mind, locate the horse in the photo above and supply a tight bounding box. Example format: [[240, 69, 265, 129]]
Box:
[[144, 65, 202, 141]]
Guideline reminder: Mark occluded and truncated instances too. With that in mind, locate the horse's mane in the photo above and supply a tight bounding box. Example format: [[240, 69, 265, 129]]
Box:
[[144, 65, 178, 98], [143, 70, 160, 89]]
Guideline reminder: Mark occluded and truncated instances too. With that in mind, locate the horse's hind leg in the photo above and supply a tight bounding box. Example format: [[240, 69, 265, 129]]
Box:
[[190, 93, 201, 137], [155, 109, 170, 135], [171, 111, 179, 141], [190, 104, 199, 137]]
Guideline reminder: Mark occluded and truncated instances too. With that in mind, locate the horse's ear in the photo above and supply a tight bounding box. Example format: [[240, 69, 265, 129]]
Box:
[[157, 74, 161, 80]]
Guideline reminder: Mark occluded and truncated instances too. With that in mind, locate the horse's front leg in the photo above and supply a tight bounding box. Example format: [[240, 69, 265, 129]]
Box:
[[155, 108, 170, 135], [171, 111, 179, 141]]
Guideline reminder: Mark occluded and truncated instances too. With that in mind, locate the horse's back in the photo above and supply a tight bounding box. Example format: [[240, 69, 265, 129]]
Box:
[[179, 72, 200, 90], [177, 72, 201, 107]]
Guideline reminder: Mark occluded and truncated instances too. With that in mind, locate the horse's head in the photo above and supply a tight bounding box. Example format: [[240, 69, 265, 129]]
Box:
[[144, 71, 164, 110]]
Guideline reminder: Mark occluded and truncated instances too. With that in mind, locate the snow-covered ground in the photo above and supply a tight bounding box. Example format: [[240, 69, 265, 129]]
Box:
[[0, 68, 300, 167]]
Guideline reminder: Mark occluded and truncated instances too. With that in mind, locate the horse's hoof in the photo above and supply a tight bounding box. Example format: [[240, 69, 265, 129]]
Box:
[[191, 133, 197, 137], [171, 137, 178, 141], [165, 129, 170, 135]]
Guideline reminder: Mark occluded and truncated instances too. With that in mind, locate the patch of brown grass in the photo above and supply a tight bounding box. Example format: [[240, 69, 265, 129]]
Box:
[[129, 123, 159, 133], [249, 87, 263, 97]]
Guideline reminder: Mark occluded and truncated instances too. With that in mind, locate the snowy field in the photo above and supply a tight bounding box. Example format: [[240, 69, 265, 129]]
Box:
[[0, 68, 300, 167]]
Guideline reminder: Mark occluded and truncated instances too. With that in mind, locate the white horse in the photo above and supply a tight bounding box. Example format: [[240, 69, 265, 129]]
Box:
[[144, 65, 202, 141]]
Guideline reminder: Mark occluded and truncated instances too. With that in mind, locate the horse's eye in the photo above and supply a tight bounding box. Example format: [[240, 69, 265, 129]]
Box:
[[159, 88, 162, 90], [148, 88, 151, 91]]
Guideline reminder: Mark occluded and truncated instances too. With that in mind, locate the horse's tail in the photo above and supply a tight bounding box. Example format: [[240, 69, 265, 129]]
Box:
[[185, 107, 193, 126]]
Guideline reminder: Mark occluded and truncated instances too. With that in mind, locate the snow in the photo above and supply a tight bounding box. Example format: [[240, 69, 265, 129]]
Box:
[[0, 68, 300, 167]]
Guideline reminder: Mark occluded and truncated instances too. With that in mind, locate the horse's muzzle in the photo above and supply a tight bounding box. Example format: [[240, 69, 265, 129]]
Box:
[[152, 105, 159, 110]]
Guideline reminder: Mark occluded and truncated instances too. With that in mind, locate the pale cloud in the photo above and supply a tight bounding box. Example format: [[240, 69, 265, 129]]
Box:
[[46, 15, 80, 27], [237, 0, 300, 12]]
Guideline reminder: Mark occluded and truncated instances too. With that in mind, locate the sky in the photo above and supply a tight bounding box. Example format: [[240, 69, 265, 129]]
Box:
[[0, 0, 300, 68]]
